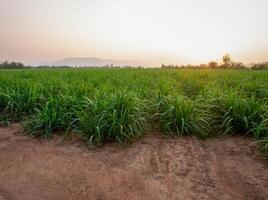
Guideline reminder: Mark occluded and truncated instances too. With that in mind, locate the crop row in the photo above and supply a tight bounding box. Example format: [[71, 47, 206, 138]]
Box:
[[0, 68, 267, 152]]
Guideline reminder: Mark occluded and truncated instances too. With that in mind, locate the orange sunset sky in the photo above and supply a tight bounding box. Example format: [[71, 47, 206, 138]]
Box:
[[1, 0, 268, 66]]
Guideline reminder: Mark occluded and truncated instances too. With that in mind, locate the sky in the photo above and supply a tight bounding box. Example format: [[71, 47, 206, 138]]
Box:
[[0, 0, 268, 66]]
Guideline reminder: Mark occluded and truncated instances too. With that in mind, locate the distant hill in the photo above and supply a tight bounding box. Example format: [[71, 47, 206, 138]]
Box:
[[51, 57, 146, 67]]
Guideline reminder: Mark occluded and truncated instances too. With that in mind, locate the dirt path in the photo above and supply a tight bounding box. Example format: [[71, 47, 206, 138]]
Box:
[[0, 124, 268, 200]]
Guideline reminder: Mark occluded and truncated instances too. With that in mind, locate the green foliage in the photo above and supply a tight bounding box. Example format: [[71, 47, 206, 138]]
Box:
[[25, 96, 80, 138], [0, 68, 267, 151], [0, 85, 37, 120], [257, 137, 268, 153], [79, 92, 147, 145], [158, 95, 212, 138], [216, 93, 268, 138]]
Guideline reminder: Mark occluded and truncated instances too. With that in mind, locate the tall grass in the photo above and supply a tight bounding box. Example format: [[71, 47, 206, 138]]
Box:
[[257, 137, 268, 153], [158, 95, 212, 138], [25, 96, 80, 137], [0, 68, 267, 151], [0, 85, 37, 120], [215, 93, 268, 138], [79, 92, 147, 145]]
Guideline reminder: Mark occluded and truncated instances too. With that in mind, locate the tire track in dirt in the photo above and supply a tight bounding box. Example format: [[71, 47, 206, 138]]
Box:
[[211, 138, 268, 200], [150, 139, 176, 200]]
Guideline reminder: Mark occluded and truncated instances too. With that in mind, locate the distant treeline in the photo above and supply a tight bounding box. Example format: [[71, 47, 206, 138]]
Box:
[[161, 62, 268, 70], [250, 62, 268, 70], [34, 65, 145, 69], [0, 61, 26, 69], [1, 58, 268, 70], [161, 54, 268, 70]]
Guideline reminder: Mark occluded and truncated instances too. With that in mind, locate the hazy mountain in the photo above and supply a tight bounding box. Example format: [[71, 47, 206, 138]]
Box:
[[51, 57, 146, 67]]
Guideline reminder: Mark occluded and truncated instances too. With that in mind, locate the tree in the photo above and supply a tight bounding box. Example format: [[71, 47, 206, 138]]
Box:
[[208, 61, 218, 69], [230, 62, 246, 69], [222, 53, 231, 68], [0, 61, 25, 69], [251, 62, 268, 70]]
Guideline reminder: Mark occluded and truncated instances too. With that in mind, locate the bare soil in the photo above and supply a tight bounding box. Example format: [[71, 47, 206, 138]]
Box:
[[0, 124, 268, 200]]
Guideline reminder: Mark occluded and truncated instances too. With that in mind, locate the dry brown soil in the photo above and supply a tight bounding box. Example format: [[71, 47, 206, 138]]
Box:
[[0, 124, 268, 200]]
